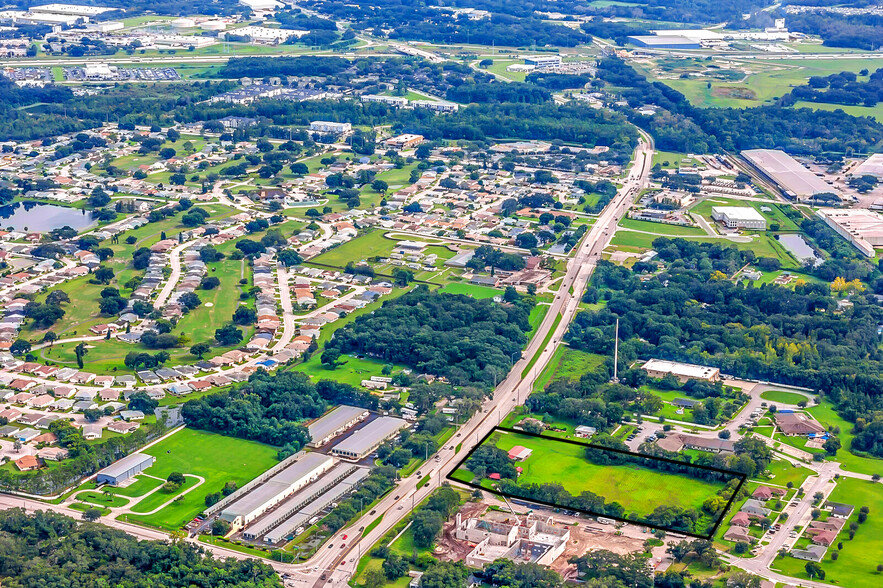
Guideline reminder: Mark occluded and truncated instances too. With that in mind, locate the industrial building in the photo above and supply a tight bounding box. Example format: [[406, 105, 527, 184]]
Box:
[[627, 35, 702, 49], [385, 134, 424, 150], [309, 121, 352, 134], [816, 208, 883, 257], [219, 452, 335, 527], [331, 416, 408, 460], [361, 94, 408, 107], [741, 149, 836, 201], [851, 153, 883, 181], [523, 55, 562, 70], [96, 453, 155, 485], [711, 206, 766, 230], [412, 100, 459, 113], [307, 404, 369, 447], [642, 359, 720, 382]]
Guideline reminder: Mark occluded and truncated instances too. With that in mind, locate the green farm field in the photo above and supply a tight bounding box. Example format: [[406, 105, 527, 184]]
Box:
[[122, 429, 278, 532], [473, 430, 734, 524]]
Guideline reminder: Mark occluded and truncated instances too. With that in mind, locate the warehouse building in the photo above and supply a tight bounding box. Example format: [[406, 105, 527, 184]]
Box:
[[627, 35, 701, 49], [816, 208, 883, 257], [711, 206, 766, 230], [642, 359, 720, 382], [96, 453, 155, 485], [307, 405, 369, 448], [741, 149, 837, 201], [331, 416, 409, 460], [523, 55, 561, 70], [219, 452, 335, 527], [851, 153, 883, 181]]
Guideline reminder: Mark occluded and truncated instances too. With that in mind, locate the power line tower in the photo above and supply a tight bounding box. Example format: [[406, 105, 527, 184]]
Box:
[[611, 318, 620, 384]]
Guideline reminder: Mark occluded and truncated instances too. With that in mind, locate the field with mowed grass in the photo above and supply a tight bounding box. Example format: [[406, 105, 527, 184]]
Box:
[[532, 346, 606, 392], [120, 429, 278, 531], [473, 430, 734, 523], [759, 390, 809, 405]]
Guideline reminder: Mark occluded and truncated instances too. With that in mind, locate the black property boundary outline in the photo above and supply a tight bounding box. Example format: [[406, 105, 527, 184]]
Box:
[[446, 426, 747, 540]]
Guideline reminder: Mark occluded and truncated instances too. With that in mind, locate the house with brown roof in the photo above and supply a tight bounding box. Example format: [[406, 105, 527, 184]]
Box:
[[753, 486, 787, 501], [724, 527, 753, 543], [809, 519, 846, 533], [729, 512, 751, 527], [807, 529, 837, 546], [14, 455, 40, 471], [774, 412, 825, 436], [37, 447, 68, 461]]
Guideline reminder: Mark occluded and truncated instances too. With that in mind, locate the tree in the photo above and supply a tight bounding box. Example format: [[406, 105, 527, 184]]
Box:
[[42, 331, 58, 345], [805, 561, 825, 579], [82, 508, 102, 522], [74, 342, 88, 369], [215, 324, 243, 346], [93, 266, 114, 284], [190, 342, 211, 358], [290, 162, 309, 175], [200, 276, 221, 290], [321, 348, 342, 369], [46, 290, 71, 306], [232, 306, 256, 325], [10, 339, 31, 356], [159, 147, 177, 159], [411, 509, 444, 548], [128, 391, 158, 414], [167, 472, 186, 485], [211, 519, 231, 536], [278, 249, 302, 266], [371, 179, 389, 193], [382, 554, 408, 580]]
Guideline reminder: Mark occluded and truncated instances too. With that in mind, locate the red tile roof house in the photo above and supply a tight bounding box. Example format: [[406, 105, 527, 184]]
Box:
[[807, 529, 837, 546], [14, 455, 40, 472], [729, 512, 751, 527], [753, 486, 787, 501]]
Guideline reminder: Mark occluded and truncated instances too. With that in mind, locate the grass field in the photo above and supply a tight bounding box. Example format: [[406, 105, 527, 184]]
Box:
[[619, 218, 708, 236], [533, 346, 606, 392], [610, 231, 799, 269], [437, 282, 501, 299], [760, 390, 808, 405], [770, 477, 883, 588], [807, 402, 883, 476], [466, 430, 733, 531], [293, 353, 403, 387], [122, 429, 278, 531]]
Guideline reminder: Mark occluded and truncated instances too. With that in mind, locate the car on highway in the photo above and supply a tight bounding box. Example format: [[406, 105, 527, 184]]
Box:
[[342, 534, 348, 540]]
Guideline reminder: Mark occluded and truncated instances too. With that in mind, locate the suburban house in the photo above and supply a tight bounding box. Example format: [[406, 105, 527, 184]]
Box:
[[774, 412, 825, 436]]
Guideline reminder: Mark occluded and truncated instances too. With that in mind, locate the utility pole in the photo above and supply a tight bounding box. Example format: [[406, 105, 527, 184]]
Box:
[[611, 318, 620, 383]]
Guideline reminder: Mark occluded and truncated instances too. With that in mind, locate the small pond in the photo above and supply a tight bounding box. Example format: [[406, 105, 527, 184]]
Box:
[[0, 201, 96, 232]]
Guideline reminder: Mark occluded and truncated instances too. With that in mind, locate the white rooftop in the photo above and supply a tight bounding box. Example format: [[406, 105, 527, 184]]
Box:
[[742, 149, 834, 198]]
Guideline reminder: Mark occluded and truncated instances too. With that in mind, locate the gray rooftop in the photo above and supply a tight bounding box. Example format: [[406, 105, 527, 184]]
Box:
[[97, 453, 154, 479], [742, 149, 834, 197], [332, 416, 408, 456], [308, 405, 368, 444]]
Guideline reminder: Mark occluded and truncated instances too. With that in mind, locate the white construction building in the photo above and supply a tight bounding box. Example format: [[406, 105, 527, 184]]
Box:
[[309, 121, 352, 134], [642, 359, 720, 382], [454, 512, 569, 568], [711, 206, 766, 230], [816, 208, 883, 257]]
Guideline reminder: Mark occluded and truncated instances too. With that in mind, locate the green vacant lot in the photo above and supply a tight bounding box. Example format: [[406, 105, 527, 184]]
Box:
[[533, 346, 606, 392], [122, 429, 278, 532], [760, 390, 808, 405], [466, 430, 733, 525]]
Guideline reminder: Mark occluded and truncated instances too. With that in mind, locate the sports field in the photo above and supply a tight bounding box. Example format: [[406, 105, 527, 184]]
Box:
[[455, 429, 739, 536]]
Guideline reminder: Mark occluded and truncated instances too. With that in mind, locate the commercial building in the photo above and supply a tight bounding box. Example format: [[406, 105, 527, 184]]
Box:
[[309, 121, 352, 134], [851, 153, 883, 181], [627, 36, 702, 49], [219, 452, 335, 527], [412, 100, 459, 113], [231, 26, 307, 44], [307, 404, 369, 447], [641, 359, 720, 382], [711, 206, 766, 230], [361, 94, 408, 107], [741, 149, 836, 201], [774, 412, 825, 436], [816, 208, 883, 257], [523, 55, 562, 70], [96, 453, 155, 485], [385, 134, 424, 150], [30, 4, 113, 17], [331, 416, 408, 460]]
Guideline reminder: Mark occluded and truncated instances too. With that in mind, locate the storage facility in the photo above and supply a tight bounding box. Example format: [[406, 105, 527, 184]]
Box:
[[219, 452, 335, 527], [96, 453, 155, 485], [331, 416, 409, 460], [741, 149, 836, 201], [307, 405, 369, 447], [627, 35, 702, 49], [711, 206, 766, 230]]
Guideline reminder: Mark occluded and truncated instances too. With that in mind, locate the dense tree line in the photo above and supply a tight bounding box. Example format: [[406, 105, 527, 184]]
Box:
[[786, 12, 883, 51], [781, 68, 883, 108], [0, 509, 280, 588], [324, 286, 533, 387], [182, 371, 378, 447], [445, 82, 550, 105], [596, 57, 883, 156]]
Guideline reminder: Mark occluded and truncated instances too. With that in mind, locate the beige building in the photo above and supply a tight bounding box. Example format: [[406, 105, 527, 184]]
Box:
[[642, 359, 720, 382]]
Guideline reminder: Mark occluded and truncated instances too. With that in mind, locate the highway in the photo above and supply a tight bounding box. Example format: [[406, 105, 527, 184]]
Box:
[[279, 131, 656, 586]]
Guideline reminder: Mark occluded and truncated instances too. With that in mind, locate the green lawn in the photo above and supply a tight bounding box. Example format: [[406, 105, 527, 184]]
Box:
[[75, 490, 130, 508], [293, 353, 403, 387], [689, 198, 801, 232], [533, 346, 606, 392], [770, 477, 883, 588], [760, 390, 809, 405], [481, 430, 733, 530], [619, 218, 708, 236], [121, 429, 278, 531], [807, 402, 883, 476], [437, 282, 502, 299]]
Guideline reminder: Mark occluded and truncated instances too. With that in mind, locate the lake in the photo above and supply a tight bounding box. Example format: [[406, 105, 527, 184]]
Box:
[[0, 201, 96, 232], [778, 234, 822, 267]]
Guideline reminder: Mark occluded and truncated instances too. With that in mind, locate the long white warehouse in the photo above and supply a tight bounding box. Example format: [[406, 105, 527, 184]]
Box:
[[307, 405, 369, 448], [742, 149, 836, 201], [331, 416, 408, 460], [220, 452, 335, 527]]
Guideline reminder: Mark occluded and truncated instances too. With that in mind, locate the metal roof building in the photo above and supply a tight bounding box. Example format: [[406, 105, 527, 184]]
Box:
[[96, 453, 155, 485], [741, 149, 836, 200], [851, 153, 883, 181], [307, 405, 369, 448], [219, 452, 335, 526], [331, 416, 408, 460]]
